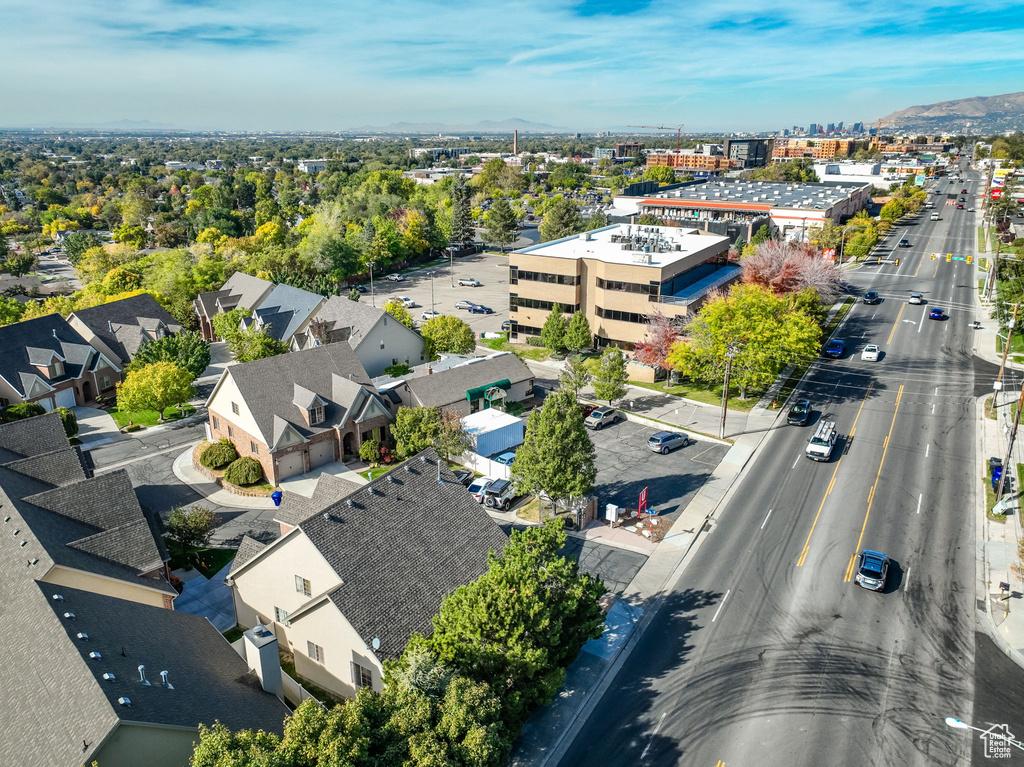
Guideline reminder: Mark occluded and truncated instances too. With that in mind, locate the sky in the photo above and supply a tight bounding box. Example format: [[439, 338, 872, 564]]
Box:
[[4, 0, 1024, 132]]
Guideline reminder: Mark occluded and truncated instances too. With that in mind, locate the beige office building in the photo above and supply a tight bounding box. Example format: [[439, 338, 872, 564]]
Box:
[[510, 224, 735, 349]]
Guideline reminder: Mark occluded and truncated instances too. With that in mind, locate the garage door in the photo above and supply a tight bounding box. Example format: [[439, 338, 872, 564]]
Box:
[[38, 396, 55, 412], [309, 440, 335, 469], [54, 388, 76, 409], [275, 451, 305, 481]]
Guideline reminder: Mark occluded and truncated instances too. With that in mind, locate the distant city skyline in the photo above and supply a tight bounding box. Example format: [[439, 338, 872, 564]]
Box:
[[5, 0, 1024, 133]]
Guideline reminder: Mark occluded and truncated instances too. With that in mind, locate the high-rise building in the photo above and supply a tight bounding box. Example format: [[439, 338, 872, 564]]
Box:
[[722, 138, 774, 168], [808, 124, 819, 135], [826, 123, 835, 133], [836, 121, 844, 132]]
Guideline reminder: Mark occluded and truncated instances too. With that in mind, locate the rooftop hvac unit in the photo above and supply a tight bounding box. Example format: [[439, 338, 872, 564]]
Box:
[[632, 252, 652, 264]]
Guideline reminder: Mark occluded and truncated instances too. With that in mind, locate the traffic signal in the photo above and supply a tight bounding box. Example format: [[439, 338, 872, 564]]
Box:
[[967, 255, 973, 265], [931, 253, 937, 260], [946, 254, 952, 262], [894, 258, 900, 267]]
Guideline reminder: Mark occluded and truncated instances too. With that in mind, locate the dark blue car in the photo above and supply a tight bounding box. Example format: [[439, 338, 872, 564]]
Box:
[[468, 305, 493, 314], [823, 339, 846, 358]]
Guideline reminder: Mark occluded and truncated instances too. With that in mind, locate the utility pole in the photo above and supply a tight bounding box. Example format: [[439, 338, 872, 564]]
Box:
[[369, 261, 376, 307], [996, 302, 1019, 389], [719, 344, 738, 440], [995, 380, 1024, 503], [430, 271, 435, 314]]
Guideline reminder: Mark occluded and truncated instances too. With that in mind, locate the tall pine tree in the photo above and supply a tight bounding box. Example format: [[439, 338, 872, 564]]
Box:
[[484, 198, 518, 252], [450, 174, 474, 246]]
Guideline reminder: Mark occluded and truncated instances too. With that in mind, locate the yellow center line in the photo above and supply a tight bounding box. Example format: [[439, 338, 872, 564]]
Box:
[[796, 382, 874, 567], [716, 762, 726, 767], [844, 384, 904, 582], [885, 301, 906, 346]]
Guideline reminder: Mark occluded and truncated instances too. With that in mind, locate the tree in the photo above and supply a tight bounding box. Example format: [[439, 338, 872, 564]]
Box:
[[393, 405, 441, 459], [741, 239, 844, 304], [223, 456, 264, 486], [643, 165, 677, 185], [116, 361, 196, 420], [199, 440, 239, 469], [483, 198, 518, 252], [128, 331, 211, 379], [563, 311, 592, 353], [0, 296, 26, 326], [450, 174, 474, 245], [2, 402, 45, 422], [359, 436, 381, 465], [540, 303, 567, 352], [879, 198, 906, 220], [559, 354, 591, 398], [432, 409, 471, 464], [62, 231, 102, 265], [165, 505, 219, 561], [421, 520, 605, 727], [421, 315, 475, 358], [592, 347, 628, 404], [54, 407, 78, 438], [586, 209, 609, 230], [227, 326, 289, 362], [210, 306, 251, 342], [511, 388, 596, 513], [633, 310, 680, 387], [539, 198, 584, 242], [348, 288, 362, 301], [667, 283, 822, 399], [111, 223, 147, 249], [2, 253, 34, 277], [382, 298, 417, 330]]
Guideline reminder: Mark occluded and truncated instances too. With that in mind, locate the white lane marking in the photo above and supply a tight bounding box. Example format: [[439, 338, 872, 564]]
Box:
[[640, 713, 667, 760], [905, 567, 912, 592], [792, 457, 799, 469], [712, 589, 731, 623], [918, 309, 925, 332], [917, 493, 922, 514], [931, 403, 936, 414], [926, 444, 930, 458], [761, 509, 773, 530], [934, 387, 938, 395]]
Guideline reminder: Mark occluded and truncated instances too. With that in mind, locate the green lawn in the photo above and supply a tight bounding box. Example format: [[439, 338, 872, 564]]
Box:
[[170, 546, 236, 578], [359, 465, 395, 481], [479, 334, 552, 361], [110, 403, 196, 429], [625, 378, 760, 412]]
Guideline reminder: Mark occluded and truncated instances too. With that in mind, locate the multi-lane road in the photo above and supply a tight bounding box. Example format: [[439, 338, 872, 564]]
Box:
[[557, 164, 1011, 766]]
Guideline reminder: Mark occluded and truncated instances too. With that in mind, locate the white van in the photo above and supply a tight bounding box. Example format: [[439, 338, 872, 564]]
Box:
[[806, 421, 837, 462]]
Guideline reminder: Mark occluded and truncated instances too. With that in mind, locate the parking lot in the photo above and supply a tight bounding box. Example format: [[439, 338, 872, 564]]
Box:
[[373, 250, 511, 336], [589, 420, 730, 521]]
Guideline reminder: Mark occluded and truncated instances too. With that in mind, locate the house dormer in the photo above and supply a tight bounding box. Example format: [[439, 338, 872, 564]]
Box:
[[292, 384, 328, 427], [26, 347, 66, 380]]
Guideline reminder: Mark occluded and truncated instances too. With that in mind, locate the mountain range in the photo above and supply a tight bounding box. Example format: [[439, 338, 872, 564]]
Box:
[[345, 118, 568, 134], [880, 91, 1024, 134]]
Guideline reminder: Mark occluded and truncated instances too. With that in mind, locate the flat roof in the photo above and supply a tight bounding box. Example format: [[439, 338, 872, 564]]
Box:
[[640, 178, 868, 211], [514, 224, 727, 268]]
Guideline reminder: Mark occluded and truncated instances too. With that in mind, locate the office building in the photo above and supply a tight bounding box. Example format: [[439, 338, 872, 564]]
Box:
[[722, 138, 774, 168]]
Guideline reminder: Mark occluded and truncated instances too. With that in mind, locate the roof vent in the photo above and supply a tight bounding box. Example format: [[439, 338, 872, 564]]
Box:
[[347, 499, 355, 507], [63, 612, 75, 620], [19, 540, 26, 547], [420, 455, 430, 464], [160, 670, 174, 689], [13, 529, 19, 535], [138, 665, 151, 686], [253, 623, 270, 637], [368, 486, 380, 496], [103, 673, 116, 681], [323, 512, 333, 522], [387, 474, 397, 483], [404, 464, 414, 473], [52, 594, 64, 601], [117, 697, 131, 707], [28, 558, 38, 566], [89, 651, 102, 660], [3, 516, 9, 523], [76, 632, 89, 641]]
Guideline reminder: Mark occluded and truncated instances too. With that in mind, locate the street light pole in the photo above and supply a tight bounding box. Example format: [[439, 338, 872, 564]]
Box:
[[369, 261, 376, 307], [995, 381, 1024, 503], [449, 245, 455, 287], [719, 344, 738, 440], [996, 302, 1019, 389], [430, 271, 435, 314]]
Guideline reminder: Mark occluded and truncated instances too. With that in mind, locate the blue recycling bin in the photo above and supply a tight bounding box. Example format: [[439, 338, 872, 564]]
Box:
[[271, 490, 283, 507]]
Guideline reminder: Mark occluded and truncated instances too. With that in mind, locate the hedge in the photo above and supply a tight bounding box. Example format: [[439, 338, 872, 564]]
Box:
[[200, 440, 239, 469], [223, 456, 264, 486]]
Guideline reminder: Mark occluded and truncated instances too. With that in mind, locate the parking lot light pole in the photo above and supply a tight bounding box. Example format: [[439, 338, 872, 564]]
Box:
[[369, 261, 376, 307], [430, 271, 435, 314], [719, 344, 739, 440]]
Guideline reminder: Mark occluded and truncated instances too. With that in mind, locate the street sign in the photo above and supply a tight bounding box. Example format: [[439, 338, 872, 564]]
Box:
[[822, 248, 836, 261], [991, 188, 1003, 199], [639, 486, 649, 513]]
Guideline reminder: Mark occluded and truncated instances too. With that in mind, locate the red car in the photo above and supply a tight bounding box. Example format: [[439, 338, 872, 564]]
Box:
[[580, 403, 598, 418]]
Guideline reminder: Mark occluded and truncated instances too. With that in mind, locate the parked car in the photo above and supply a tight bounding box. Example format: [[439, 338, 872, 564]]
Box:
[[929, 307, 944, 320], [861, 344, 881, 361], [854, 550, 890, 592], [395, 296, 416, 308], [454, 300, 476, 310], [908, 292, 923, 304], [647, 431, 691, 454], [482, 478, 516, 510], [352, 284, 367, 293], [493, 451, 517, 466], [863, 290, 880, 304], [898, 238, 910, 248], [584, 406, 619, 430], [822, 339, 846, 358], [467, 477, 495, 503], [458, 277, 481, 287], [787, 400, 811, 426], [468, 304, 493, 314], [452, 469, 473, 486], [421, 310, 442, 321], [385, 273, 404, 282], [579, 402, 598, 418], [501, 319, 512, 331]]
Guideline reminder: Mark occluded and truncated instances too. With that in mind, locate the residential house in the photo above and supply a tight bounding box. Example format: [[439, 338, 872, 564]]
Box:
[[392, 352, 535, 417], [227, 448, 508, 700], [0, 414, 288, 766], [291, 295, 427, 377], [67, 293, 182, 368], [0, 313, 121, 410], [205, 343, 393, 484], [243, 283, 325, 348], [193, 272, 274, 340]]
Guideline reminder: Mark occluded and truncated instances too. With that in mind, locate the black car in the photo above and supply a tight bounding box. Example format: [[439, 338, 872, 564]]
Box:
[[468, 304, 493, 314], [452, 469, 473, 486], [352, 284, 367, 293], [501, 319, 511, 331], [788, 400, 812, 426], [863, 290, 880, 304]]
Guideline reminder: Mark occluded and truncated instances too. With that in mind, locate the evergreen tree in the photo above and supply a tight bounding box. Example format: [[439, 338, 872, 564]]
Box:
[[540, 303, 567, 352], [483, 198, 518, 252], [539, 198, 584, 242], [559, 354, 591, 399], [563, 311, 592, 352], [592, 347, 628, 405], [450, 174, 474, 246]]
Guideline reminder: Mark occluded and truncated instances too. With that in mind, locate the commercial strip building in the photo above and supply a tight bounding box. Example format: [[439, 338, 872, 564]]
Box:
[[617, 178, 871, 244], [509, 224, 735, 349]]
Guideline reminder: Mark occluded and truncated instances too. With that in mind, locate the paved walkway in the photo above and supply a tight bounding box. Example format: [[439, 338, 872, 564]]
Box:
[[172, 562, 237, 632], [72, 405, 121, 451]]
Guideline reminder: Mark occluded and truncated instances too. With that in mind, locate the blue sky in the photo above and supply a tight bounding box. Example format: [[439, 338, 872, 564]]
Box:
[[4, 0, 1024, 131]]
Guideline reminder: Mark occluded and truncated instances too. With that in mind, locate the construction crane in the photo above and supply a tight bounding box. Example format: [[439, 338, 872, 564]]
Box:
[[628, 124, 685, 154], [870, 119, 891, 151]]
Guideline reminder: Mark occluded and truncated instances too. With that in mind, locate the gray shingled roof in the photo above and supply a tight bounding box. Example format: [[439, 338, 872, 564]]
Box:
[[298, 295, 423, 354], [222, 343, 383, 446], [406, 353, 534, 409], [229, 534, 268, 576], [0, 411, 70, 462], [194, 272, 274, 320], [70, 294, 181, 363], [250, 283, 323, 342], [292, 449, 508, 659], [272, 473, 361, 528], [0, 313, 101, 397]]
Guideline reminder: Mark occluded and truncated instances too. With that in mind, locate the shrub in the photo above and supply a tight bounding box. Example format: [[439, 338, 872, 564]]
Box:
[[223, 456, 264, 486], [384, 362, 412, 377], [526, 336, 545, 347], [3, 402, 46, 422], [54, 406, 78, 438], [200, 440, 239, 469], [359, 437, 380, 465]]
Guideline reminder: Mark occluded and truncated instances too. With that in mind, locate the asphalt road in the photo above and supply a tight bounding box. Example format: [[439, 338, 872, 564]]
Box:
[[557, 163, 991, 767]]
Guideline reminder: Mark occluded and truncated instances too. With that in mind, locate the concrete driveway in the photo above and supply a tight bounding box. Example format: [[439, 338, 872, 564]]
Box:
[[72, 405, 121, 450], [588, 420, 730, 521]]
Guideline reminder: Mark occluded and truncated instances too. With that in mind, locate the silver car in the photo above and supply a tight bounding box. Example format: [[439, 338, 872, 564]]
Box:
[[467, 477, 494, 503], [647, 431, 691, 454], [455, 300, 476, 310]]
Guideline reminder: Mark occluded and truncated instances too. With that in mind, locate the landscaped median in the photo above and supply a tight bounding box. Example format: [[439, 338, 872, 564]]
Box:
[[110, 403, 195, 431], [192, 440, 277, 497]]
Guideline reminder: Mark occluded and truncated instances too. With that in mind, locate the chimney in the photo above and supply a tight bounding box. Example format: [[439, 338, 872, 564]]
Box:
[[513, 129, 518, 156], [243, 624, 284, 699]]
